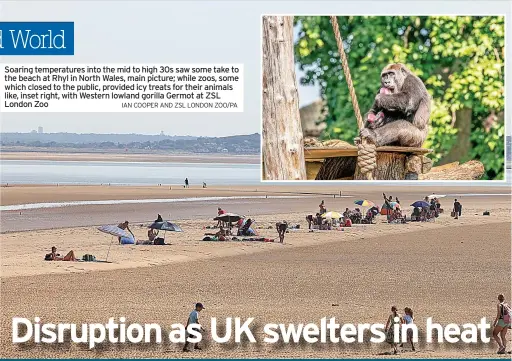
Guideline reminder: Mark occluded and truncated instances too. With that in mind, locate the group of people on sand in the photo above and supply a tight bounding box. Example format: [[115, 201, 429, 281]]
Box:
[[384, 306, 416, 354], [383, 294, 511, 355]]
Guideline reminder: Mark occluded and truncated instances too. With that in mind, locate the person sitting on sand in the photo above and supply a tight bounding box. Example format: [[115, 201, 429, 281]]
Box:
[[239, 219, 254, 236], [343, 208, 351, 219], [412, 207, 421, 221], [385, 306, 403, 355], [215, 227, 228, 237], [493, 294, 511, 354], [45, 246, 77, 261], [118, 221, 135, 243], [148, 228, 158, 242]]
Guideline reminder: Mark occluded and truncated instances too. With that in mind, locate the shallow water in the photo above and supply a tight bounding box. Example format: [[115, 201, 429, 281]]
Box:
[[0, 159, 260, 186]]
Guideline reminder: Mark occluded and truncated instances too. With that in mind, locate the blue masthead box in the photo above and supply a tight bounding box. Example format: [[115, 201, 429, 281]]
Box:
[[0, 21, 74, 55]]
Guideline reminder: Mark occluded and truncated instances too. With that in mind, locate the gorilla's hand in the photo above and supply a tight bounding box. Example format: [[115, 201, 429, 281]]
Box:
[[360, 128, 377, 144], [366, 112, 385, 129]]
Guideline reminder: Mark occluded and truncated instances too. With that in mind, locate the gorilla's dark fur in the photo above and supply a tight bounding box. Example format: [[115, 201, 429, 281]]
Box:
[[360, 63, 431, 147]]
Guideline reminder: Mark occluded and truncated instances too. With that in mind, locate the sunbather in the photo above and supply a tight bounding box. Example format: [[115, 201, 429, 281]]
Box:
[[45, 246, 77, 261]]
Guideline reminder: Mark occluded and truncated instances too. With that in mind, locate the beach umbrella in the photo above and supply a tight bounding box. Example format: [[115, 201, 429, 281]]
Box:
[[322, 211, 343, 219], [381, 201, 398, 209], [148, 221, 183, 242], [214, 213, 244, 223], [98, 225, 130, 262], [380, 202, 398, 215], [354, 200, 375, 207], [427, 194, 446, 200], [149, 221, 183, 232], [411, 200, 430, 208]]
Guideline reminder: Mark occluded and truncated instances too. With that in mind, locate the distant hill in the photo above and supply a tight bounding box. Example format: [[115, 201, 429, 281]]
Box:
[[0, 132, 196, 144], [0, 132, 261, 155]]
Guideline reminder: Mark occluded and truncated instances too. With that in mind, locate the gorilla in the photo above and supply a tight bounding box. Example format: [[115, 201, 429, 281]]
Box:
[[360, 63, 431, 147]]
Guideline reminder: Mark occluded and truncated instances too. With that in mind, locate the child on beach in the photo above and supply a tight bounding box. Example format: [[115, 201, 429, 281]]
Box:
[[183, 303, 205, 352], [493, 294, 511, 354]]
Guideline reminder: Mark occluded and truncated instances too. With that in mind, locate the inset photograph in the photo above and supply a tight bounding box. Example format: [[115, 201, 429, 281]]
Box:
[[261, 15, 505, 181]]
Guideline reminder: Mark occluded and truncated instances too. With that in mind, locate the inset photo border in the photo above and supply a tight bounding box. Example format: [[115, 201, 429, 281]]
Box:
[[261, 15, 506, 182]]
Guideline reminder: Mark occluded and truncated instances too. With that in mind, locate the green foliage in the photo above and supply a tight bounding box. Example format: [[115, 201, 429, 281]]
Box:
[[294, 16, 505, 179]]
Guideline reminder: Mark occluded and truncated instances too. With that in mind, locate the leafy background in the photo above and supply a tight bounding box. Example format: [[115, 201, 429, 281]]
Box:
[[294, 16, 505, 179]]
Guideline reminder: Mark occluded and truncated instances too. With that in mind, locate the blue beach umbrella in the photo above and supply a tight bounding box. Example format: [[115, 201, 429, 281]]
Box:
[[411, 200, 430, 208]]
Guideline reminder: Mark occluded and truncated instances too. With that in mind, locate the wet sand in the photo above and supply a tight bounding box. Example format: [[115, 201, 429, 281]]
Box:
[[0, 151, 259, 164]]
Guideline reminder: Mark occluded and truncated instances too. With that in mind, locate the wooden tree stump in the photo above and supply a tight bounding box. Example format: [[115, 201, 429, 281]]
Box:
[[262, 15, 306, 180], [354, 152, 409, 180]]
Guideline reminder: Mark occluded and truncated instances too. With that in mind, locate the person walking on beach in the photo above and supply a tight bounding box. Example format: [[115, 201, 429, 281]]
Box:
[[183, 302, 205, 352], [319, 200, 326, 215], [385, 306, 403, 354], [453, 199, 462, 219], [493, 294, 511, 354], [400, 307, 416, 351], [184, 178, 189, 188]]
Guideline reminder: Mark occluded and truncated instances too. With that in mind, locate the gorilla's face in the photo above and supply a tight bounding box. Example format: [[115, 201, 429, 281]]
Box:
[[381, 67, 406, 94]]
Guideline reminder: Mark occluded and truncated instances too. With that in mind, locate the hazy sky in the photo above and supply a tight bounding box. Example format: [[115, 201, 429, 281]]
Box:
[[0, 0, 509, 136]]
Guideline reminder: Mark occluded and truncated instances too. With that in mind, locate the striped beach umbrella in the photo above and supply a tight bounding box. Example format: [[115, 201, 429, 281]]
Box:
[[354, 200, 375, 207]]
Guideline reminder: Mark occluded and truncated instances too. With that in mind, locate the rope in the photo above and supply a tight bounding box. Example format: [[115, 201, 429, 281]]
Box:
[[357, 142, 377, 175], [329, 16, 375, 179]]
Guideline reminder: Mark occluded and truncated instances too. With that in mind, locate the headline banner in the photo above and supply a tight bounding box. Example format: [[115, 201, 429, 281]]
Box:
[[0, 22, 74, 55]]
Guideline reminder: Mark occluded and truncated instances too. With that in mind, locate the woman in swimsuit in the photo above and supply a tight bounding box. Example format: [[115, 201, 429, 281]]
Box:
[[493, 294, 511, 354]]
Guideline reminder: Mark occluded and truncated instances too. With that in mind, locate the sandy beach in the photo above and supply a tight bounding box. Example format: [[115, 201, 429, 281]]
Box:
[[1, 184, 511, 358]]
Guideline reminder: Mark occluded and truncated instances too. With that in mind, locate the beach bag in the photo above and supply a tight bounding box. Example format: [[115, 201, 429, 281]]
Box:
[[154, 237, 165, 245], [82, 254, 96, 262], [44, 253, 52, 261], [502, 303, 512, 323], [450, 211, 456, 217]]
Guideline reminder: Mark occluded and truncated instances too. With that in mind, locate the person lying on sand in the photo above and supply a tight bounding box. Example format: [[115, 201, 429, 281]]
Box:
[[45, 246, 77, 261], [205, 227, 228, 237]]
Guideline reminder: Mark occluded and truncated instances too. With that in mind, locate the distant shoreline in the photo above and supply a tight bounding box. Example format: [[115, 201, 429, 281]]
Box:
[[0, 151, 260, 164]]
